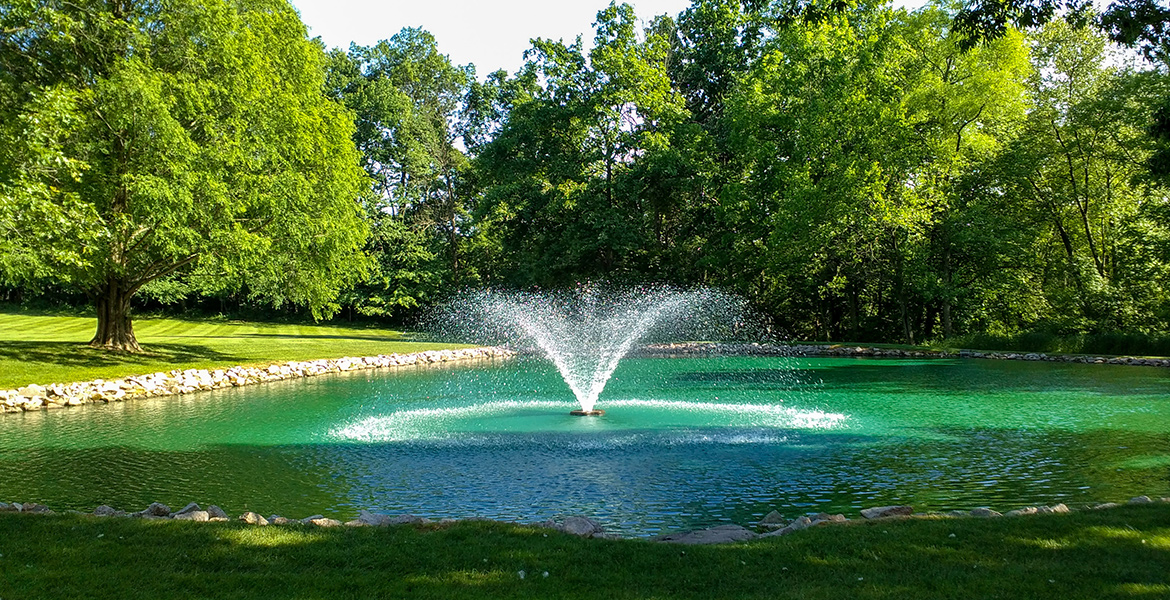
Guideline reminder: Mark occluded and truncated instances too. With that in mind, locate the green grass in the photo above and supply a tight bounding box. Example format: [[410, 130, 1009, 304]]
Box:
[[1, 504, 1167, 599], [0, 310, 469, 389]]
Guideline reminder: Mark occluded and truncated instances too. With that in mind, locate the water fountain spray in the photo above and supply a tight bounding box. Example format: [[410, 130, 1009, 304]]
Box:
[[437, 285, 743, 415]]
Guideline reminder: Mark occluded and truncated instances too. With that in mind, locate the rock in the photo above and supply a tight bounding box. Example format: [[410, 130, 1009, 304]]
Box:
[[654, 525, 758, 545], [559, 516, 603, 537], [0, 501, 13, 512], [174, 502, 201, 516], [1092, 503, 1120, 510], [206, 505, 228, 520], [239, 512, 269, 526], [811, 513, 848, 524], [969, 508, 1002, 518], [21, 503, 52, 514], [145, 502, 171, 517], [1005, 507, 1038, 517], [1038, 504, 1069, 514], [17, 384, 46, 398], [307, 517, 343, 527], [762, 516, 814, 537], [93, 505, 118, 517], [299, 514, 326, 524], [173, 510, 210, 522], [345, 519, 370, 527], [860, 505, 913, 519], [356, 510, 392, 526], [269, 515, 294, 525], [1129, 496, 1153, 504], [759, 510, 786, 526]]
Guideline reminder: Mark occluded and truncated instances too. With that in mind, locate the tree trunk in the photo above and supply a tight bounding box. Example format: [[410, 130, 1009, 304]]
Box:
[[90, 279, 141, 353]]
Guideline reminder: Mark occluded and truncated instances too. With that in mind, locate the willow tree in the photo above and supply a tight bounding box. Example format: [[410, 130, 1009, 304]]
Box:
[[0, 0, 370, 351]]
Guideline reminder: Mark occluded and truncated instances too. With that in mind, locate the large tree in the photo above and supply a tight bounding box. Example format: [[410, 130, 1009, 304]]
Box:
[[0, 0, 370, 351]]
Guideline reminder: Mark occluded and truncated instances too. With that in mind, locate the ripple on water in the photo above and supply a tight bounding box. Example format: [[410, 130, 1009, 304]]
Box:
[[328, 398, 849, 445]]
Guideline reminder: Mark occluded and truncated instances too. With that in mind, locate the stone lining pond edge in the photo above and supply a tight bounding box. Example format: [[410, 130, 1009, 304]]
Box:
[[5, 341, 1167, 415], [1, 496, 1166, 544], [0, 346, 514, 414], [639, 341, 1170, 367]]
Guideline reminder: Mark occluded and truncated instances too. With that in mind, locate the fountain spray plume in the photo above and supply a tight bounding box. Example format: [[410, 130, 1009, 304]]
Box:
[[428, 284, 759, 414]]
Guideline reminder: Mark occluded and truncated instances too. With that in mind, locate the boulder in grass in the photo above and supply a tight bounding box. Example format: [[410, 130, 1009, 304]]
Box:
[[759, 510, 786, 528], [654, 525, 758, 545], [173, 511, 210, 522], [1129, 496, 1153, 504], [762, 516, 814, 538], [207, 505, 228, 520], [307, 517, 343, 527], [0, 502, 12, 512], [21, 503, 52, 514], [559, 516, 603, 537], [357, 510, 387, 526], [239, 512, 269, 526], [93, 505, 119, 517], [539, 516, 604, 537], [269, 515, 294, 525], [299, 514, 325, 524], [174, 502, 201, 516], [969, 508, 1003, 518], [860, 505, 913, 519], [145, 502, 171, 517]]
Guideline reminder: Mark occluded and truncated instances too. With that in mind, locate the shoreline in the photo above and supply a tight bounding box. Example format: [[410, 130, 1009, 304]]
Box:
[[638, 341, 1170, 366], [0, 346, 514, 414], [6, 340, 1168, 414], [2, 495, 1166, 544]]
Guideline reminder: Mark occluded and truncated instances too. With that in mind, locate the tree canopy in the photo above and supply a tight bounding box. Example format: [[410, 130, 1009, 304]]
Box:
[[0, 0, 370, 351]]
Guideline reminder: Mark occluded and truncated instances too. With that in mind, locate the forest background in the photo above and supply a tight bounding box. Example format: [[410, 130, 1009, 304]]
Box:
[[3, 0, 1170, 351]]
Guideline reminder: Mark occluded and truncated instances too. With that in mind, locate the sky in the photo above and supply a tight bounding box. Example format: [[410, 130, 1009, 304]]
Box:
[[290, 0, 699, 77]]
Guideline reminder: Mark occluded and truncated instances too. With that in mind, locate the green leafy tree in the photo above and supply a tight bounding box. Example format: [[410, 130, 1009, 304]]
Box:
[[326, 30, 474, 316], [0, 0, 370, 351]]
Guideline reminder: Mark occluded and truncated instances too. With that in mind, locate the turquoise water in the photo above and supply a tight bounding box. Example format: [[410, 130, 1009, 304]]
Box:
[[1, 356, 1167, 535]]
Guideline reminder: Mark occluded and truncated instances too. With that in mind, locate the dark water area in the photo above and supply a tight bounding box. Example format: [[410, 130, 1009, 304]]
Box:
[[1, 356, 1167, 535]]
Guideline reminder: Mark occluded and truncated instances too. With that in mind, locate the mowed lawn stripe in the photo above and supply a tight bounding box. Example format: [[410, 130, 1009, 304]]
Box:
[[0, 310, 470, 389]]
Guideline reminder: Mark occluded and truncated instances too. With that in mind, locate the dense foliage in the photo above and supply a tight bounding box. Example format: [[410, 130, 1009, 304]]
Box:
[[0, 0, 370, 350], [3, 0, 1169, 346]]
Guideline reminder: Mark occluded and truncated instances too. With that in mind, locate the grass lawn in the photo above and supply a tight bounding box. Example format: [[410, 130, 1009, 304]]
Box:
[[0, 309, 469, 389], [0, 504, 1167, 599]]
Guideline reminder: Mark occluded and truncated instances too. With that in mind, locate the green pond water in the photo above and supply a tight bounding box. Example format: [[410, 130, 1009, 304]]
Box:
[[0, 355, 1167, 535]]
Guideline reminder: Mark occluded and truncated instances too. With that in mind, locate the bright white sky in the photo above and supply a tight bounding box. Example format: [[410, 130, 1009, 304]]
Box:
[[290, 0, 695, 77]]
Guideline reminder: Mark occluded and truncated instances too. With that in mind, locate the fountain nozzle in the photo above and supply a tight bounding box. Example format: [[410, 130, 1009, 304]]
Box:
[[569, 410, 605, 417]]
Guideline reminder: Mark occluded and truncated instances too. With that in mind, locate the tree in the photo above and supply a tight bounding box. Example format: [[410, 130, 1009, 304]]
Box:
[[472, 2, 689, 285], [326, 30, 475, 316], [0, 0, 370, 351]]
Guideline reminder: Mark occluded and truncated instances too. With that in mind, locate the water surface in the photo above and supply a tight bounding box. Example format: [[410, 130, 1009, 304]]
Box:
[[1, 356, 1167, 535]]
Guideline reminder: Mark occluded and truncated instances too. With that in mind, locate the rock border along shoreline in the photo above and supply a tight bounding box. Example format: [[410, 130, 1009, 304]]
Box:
[[639, 341, 1170, 367], [0, 495, 1165, 544], [5, 341, 1168, 414], [0, 346, 514, 414]]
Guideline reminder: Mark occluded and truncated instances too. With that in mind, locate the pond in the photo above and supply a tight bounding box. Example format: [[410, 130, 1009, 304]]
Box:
[[1, 355, 1167, 535]]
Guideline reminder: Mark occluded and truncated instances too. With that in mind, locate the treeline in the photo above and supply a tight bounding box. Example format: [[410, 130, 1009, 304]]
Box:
[[325, 0, 1170, 343], [2, 0, 1169, 347]]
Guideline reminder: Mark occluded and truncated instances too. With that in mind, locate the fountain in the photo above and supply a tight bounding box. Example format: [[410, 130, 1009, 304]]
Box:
[[436, 285, 740, 415]]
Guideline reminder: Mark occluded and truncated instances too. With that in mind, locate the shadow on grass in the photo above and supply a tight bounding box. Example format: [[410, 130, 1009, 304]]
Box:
[[0, 506, 1168, 599], [0, 341, 246, 369]]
